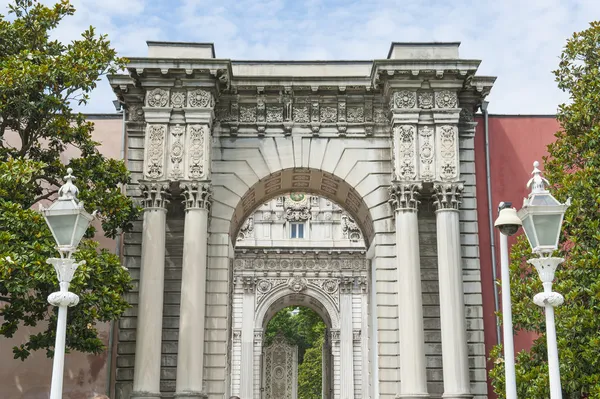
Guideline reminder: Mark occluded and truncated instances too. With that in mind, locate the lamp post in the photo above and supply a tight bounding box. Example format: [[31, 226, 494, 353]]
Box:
[[494, 202, 523, 399], [517, 161, 570, 399], [39, 168, 95, 399]]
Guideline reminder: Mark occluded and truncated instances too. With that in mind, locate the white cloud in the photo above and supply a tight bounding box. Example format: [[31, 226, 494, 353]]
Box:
[[2, 0, 599, 113]]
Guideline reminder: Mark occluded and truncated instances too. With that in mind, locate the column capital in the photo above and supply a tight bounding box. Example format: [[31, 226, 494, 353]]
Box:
[[330, 329, 340, 345], [181, 181, 212, 211], [432, 181, 463, 211], [140, 180, 170, 209], [389, 182, 422, 211]]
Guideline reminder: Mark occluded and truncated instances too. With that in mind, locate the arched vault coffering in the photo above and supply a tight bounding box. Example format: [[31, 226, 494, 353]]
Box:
[[229, 168, 376, 247]]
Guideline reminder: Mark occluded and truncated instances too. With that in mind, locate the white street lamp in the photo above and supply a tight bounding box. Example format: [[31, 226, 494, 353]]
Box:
[[39, 168, 95, 399], [517, 161, 570, 399], [494, 202, 523, 399]]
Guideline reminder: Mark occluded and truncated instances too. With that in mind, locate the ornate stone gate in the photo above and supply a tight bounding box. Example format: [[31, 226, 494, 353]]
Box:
[[110, 41, 494, 399]]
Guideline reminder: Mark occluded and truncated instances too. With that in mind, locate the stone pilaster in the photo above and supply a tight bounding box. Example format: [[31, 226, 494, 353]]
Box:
[[330, 329, 341, 399], [388, 183, 429, 398], [340, 278, 355, 399], [240, 277, 256, 399], [175, 182, 212, 399], [132, 182, 170, 399], [433, 182, 472, 399]]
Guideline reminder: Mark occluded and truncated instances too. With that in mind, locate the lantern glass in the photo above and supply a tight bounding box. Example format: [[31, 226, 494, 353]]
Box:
[[521, 214, 537, 249], [45, 213, 79, 247], [533, 213, 563, 248]]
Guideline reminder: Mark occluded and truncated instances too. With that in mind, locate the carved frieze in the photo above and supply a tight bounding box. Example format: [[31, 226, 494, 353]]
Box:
[[418, 92, 434, 109], [233, 257, 368, 272], [187, 125, 207, 180], [393, 90, 417, 109], [257, 96, 266, 123], [237, 216, 254, 241], [293, 106, 309, 123], [435, 90, 458, 108], [170, 91, 186, 108], [438, 125, 458, 180], [140, 181, 170, 209], [320, 105, 337, 123], [459, 107, 474, 123], [146, 88, 169, 107], [182, 181, 212, 210], [393, 125, 417, 180], [418, 125, 435, 181], [239, 105, 257, 122], [188, 89, 213, 108], [266, 105, 284, 122], [144, 124, 167, 179], [128, 104, 144, 121], [168, 124, 185, 180], [389, 182, 422, 211], [433, 182, 463, 210], [347, 106, 364, 123]]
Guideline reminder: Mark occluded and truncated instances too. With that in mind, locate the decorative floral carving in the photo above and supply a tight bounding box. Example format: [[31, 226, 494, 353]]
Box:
[[293, 106, 309, 123], [374, 107, 387, 123], [320, 106, 337, 123], [347, 107, 364, 123], [435, 90, 458, 108], [419, 125, 435, 180], [433, 182, 463, 210], [393, 90, 416, 108], [418, 92, 434, 109], [128, 104, 144, 121], [284, 194, 311, 221], [266, 105, 283, 122], [393, 125, 417, 180], [321, 279, 338, 294], [140, 181, 170, 209], [256, 279, 272, 294], [353, 329, 362, 342], [169, 124, 184, 180], [364, 100, 373, 122], [188, 125, 206, 179], [145, 124, 166, 179], [341, 213, 362, 241], [182, 181, 212, 210], [337, 101, 346, 122], [388, 183, 422, 210], [287, 277, 307, 293], [237, 217, 254, 241], [170, 91, 186, 108], [310, 101, 319, 122], [460, 107, 474, 123], [146, 88, 169, 107], [438, 125, 458, 179], [188, 89, 213, 108], [239, 105, 257, 122], [233, 256, 367, 272]]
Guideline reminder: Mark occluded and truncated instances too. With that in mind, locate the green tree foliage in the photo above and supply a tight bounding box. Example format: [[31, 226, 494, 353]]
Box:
[[0, 0, 139, 360], [265, 307, 326, 399], [490, 21, 600, 398]]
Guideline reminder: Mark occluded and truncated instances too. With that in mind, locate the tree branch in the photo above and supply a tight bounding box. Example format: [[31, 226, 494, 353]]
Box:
[[0, 296, 12, 303]]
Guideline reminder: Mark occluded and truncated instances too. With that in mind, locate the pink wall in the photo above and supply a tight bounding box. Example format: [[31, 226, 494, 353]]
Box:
[[0, 116, 124, 399], [474, 115, 560, 398]]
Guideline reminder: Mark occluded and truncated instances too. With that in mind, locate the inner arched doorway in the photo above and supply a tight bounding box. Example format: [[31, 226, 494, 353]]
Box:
[[229, 192, 370, 399]]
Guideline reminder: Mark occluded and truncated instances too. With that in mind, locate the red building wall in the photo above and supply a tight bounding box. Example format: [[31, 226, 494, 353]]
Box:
[[474, 115, 560, 398]]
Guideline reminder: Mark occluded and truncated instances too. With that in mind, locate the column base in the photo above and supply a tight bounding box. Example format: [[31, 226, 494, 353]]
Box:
[[130, 391, 161, 399], [441, 393, 473, 399], [396, 393, 430, 398], [174, 391, 208, 399]]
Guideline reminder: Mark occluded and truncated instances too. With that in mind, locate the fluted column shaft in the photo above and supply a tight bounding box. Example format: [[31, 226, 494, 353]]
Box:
[[175, 182, 212, 398], [132, 182, 170, 399], [433, 182, 471, 399], [340, 279, 355, 399], [389, 183, 429, 398]]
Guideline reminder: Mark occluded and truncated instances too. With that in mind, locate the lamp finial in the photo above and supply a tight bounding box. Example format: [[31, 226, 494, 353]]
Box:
[[58, 168, 79, 201], [527, 160, 549, 194]]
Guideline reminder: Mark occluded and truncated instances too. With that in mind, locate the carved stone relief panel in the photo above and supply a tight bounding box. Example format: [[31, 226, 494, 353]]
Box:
[[186, 124, 209, 180], [168, 124, 185, 180], [418, 125, 435, 181], [434, 90, 458, 108], [144, 124, 167, 179], [263, 333, 298, 399], [146, 88, 169, 107], [437, 125, 459, 180], [392, 125, 417, 181]]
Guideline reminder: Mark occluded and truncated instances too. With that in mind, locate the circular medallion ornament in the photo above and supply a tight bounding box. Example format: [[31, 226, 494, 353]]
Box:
[[257, 280, 272, 294], [289, 192, 305, 202], [273, 366, 285, 380], [322, 279, 338, 294]]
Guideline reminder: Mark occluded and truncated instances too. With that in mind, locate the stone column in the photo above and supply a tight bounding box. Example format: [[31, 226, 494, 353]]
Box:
[[175, 182, 212, 399], [433, 182, 471, 399], [132, 182, 169, 399], [240, 277, 256, 399], [330, 329, 341, 399], [340, 278, 355, 399], [389, 183, 429, 398]]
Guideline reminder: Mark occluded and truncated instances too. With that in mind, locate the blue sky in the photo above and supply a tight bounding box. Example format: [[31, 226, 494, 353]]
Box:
[[2, 0, 599, 114]]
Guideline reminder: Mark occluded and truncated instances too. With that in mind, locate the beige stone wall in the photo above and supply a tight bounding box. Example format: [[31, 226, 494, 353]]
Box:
[[0, 115, 123, 399]]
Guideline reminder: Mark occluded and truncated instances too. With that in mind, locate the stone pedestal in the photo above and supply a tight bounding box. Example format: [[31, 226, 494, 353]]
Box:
[[175, 182, 212, 399], [132, 182, 169, 399], [389, 183, 429, 398], [433, 183, 471, 399]]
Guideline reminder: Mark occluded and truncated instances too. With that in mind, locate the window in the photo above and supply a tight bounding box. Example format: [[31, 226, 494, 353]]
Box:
[[290, 222, 305, 239]]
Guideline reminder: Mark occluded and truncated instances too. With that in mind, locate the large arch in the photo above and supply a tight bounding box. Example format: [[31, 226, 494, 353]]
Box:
[[228, 168, 377, 247]]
